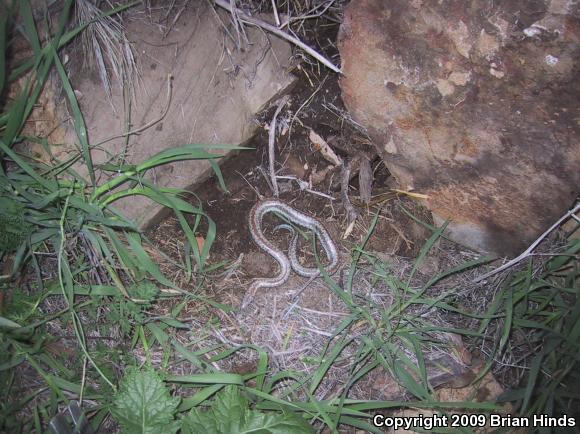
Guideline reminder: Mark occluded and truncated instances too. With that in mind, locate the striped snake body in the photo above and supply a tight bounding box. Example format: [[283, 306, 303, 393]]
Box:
[[244, 199, 338, 306]]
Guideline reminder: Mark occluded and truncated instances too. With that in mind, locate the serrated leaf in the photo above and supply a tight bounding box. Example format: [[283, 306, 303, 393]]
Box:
[[241, 409, 315, 434], [182, 385, 246, 434], [127, 281, 159, 304], [181, 386, 313, 434], [111, 368, 180, 434]]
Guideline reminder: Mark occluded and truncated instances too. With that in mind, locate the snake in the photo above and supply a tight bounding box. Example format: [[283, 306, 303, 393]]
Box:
[[243, 199, 339, 307]]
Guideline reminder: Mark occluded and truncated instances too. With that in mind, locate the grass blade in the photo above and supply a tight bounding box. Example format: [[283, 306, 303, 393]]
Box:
[[19, 1, 41, 56], [0, 12, 7, 95], [50, 44, 94, 186]]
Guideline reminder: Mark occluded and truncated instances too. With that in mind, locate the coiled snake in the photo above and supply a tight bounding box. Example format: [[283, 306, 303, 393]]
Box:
[[243, 199, 339, 308]]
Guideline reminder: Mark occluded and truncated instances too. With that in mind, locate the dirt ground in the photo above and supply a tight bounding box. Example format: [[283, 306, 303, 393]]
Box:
[[5, 4, 576, 432], [144, 71, 487, 402], [146, 74, 435, 305], [137, 6, 574, 412]]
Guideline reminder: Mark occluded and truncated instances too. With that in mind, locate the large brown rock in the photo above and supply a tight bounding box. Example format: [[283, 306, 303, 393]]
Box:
[[339, 0, 580, 255]]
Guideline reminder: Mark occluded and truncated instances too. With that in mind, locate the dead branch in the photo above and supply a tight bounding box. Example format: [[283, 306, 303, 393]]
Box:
[[340, 159, 359, 238], [474, 201, 580, 283], [268, 95, 290, 197], [213, 0, 341, 74]]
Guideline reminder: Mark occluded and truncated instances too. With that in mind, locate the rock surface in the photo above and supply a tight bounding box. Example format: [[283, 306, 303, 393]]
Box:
[[54, 3, 296, 227], [339, 0, 580, 255]]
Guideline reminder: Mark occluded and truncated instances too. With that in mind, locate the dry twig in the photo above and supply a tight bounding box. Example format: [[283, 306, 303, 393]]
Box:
[[268, 95, 290, 197], [340, 160, 359, 238], [213, 0, 341, 73], [474, 201, 580, 282], [92, 74, 174, 149]]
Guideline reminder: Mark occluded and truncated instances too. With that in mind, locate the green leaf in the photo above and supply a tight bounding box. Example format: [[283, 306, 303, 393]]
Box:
[[127, 281, 160, 304], [0, 12, 8, 96], [0, 315, 22, 329], [50, 42, 94, 186], [0, 194, 31, 252], [19, 0, 41, 57], [166, 374, 244, 385], [240, 410, 314, 434], [111, 368, 180, 434], [181, 386, 313, 434]]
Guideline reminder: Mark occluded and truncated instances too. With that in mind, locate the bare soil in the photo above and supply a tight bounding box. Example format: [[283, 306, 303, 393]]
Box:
[[146, 73, 435, 307], [142, 71, 486, 404]]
